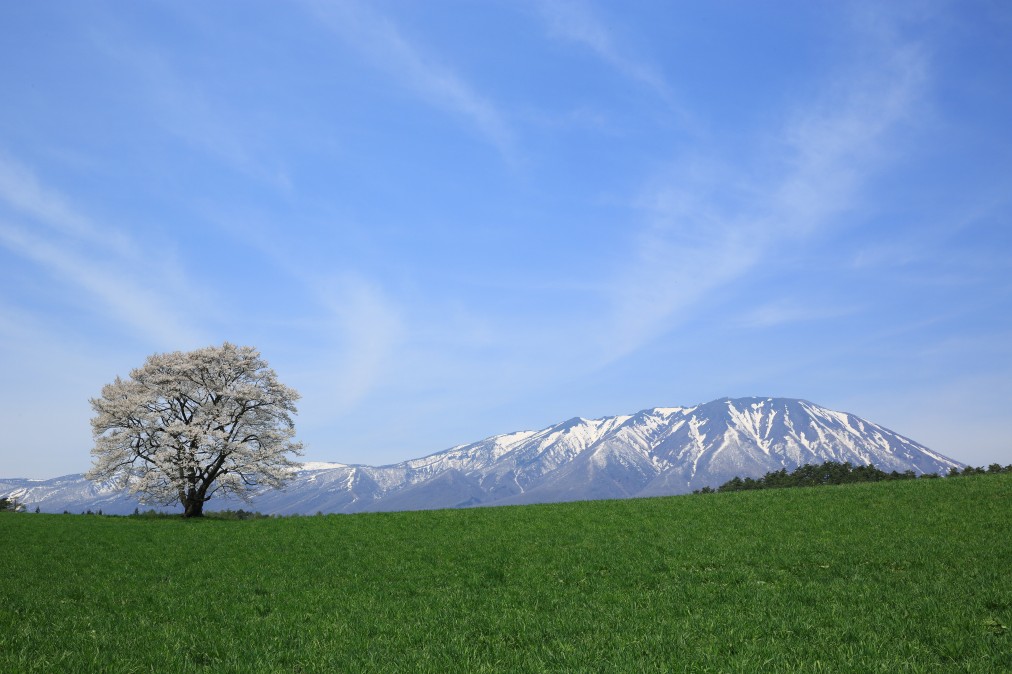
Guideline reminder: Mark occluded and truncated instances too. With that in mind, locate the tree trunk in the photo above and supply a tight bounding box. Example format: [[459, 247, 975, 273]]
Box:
[[183, 500, 204, 517], [182, 492, 204, 518]]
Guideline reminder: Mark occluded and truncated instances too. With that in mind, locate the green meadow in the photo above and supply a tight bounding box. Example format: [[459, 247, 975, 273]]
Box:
[[2, 475, 1009, 672]]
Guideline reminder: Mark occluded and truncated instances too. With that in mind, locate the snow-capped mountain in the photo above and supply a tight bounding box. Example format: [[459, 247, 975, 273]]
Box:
[[2, 397, 962, 515]]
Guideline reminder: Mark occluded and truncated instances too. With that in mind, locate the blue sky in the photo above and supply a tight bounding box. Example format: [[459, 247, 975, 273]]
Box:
[[1, 1, 1010, 479]]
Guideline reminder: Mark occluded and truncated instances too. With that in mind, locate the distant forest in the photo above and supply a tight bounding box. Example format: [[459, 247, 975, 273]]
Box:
[[696, 461, 1012, 494]]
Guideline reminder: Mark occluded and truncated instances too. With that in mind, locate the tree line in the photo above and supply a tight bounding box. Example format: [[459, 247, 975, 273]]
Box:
[[695, 461, 1012, 494]]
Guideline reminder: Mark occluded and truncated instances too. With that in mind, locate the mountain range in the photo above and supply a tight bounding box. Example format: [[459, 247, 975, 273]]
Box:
[[1, 397, 962, 515]]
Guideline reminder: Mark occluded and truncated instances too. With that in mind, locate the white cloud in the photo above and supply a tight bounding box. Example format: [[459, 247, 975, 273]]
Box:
[[0, 154, 208, 349], [313, 273, 404, 409], [534, 0, 684, 114], [304, 0, 516, 160], [89, 31, 293, 193], [772, 44, 926, 233], [0, 221, 206, 348], [598, 17, 928, 362], [0, 154, 136, 257], [736, 300, 859, 330]]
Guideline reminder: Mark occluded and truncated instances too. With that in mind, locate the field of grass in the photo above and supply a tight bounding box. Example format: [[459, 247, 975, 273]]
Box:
[[2, 474, 1010, 672]]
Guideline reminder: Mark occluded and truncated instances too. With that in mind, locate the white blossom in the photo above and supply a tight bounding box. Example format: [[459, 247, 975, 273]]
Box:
[[87, 342, 303, 516]]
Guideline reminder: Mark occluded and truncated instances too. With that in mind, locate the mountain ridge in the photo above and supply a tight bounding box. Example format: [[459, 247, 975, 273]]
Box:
[[1, 397, 962, 515]]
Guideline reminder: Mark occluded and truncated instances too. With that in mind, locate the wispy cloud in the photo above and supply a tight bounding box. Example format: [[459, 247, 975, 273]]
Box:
[[851, 242, 920, 269], [534, 0, 684, 114], [200, 206, 406, 415], [0, 154, 135, 256], [736, 300, 859, 330], [90, 30, 293, 193], [772, 44, 927, 233], [0, 221, 206, 348], [0, 154, 207, 348], [598, 14, 928, 362], [304, 0, 516, 160], [311, 274, 404, 409]]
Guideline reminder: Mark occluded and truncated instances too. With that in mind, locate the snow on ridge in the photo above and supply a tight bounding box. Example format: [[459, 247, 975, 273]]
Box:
[[299, 462, 348, 471], [650, 406, 687, 416]]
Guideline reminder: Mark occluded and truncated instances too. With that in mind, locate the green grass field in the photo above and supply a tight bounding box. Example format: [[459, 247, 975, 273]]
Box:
[[2, 475, 1009, 672]]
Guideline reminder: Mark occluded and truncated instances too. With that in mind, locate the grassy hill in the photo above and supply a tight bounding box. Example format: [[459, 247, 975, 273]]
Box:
[[1, 474, 1009, 672]]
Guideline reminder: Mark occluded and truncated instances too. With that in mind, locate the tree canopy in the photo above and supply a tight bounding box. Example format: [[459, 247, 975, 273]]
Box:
[[87, 342, 302, 517]]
